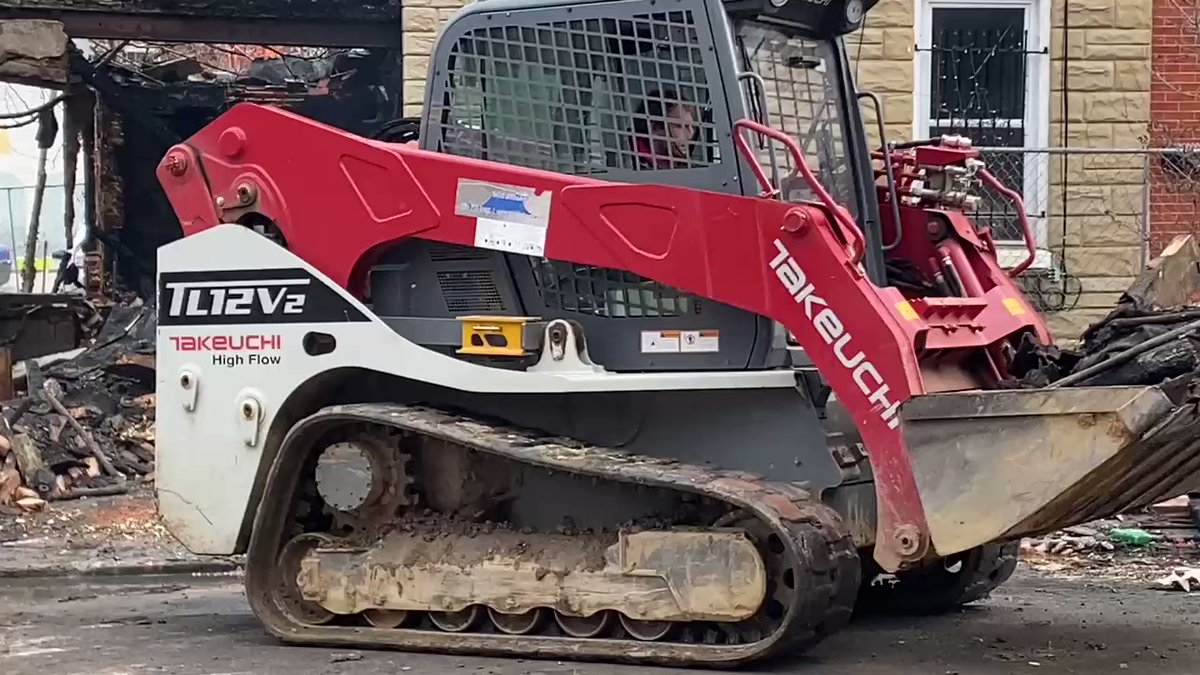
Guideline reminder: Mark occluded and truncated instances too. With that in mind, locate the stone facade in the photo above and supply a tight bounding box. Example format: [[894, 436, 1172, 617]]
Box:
[[401, 0, 470, 116]]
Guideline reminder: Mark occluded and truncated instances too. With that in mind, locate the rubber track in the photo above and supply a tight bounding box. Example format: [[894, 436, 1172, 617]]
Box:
[[244, 403, 860, 667]]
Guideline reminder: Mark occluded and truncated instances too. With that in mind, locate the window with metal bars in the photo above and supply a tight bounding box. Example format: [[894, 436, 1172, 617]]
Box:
[[918, 3, 1045, 242]]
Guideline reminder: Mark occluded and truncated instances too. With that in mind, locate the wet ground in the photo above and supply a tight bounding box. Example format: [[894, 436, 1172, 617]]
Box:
[[2, 566, 1199, 675]]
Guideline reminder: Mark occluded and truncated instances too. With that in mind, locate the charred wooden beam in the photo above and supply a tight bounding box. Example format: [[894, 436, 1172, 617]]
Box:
[[0, 0, 401, 47]]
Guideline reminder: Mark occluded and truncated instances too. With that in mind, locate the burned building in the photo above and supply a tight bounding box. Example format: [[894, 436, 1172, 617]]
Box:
[[0, 0, 408, 300]]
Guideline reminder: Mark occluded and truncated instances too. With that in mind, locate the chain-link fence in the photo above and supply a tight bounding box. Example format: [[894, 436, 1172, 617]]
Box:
[[965, 147, 1199, 316]]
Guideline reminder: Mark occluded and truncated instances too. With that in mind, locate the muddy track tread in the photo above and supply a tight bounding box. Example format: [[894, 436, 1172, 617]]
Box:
[[244, 403, 861, 667]]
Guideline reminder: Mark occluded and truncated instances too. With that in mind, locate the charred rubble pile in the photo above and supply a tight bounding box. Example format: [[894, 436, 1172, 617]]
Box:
[[0, 301, 155, 513], [1012, 236, 1200, 392]]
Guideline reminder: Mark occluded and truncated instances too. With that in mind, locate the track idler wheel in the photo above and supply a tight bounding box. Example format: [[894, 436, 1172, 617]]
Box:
[[362, 609, 415, 628], [620, 615, 675, 641], [554, 610, 615, 638], [275, 533, 337, 626], [429, 606, 485, 632], [488, 608, 549, 635]]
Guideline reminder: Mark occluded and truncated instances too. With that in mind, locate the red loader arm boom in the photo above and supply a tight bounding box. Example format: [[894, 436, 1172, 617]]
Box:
[[156, 103, 1050, 570]]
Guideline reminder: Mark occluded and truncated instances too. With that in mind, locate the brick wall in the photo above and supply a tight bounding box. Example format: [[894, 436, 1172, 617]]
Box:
[[1149, 0, 1200, 257]]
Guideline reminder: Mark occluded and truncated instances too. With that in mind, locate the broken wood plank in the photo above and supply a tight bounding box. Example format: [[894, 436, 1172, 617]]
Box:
[[0, 467, 19, 505], [0, 347, 11, 400], [1123, 234, 1200, 310], [9, 432, 43, 483], [49, 483, 127, 501], [41, 387, 122, 479]]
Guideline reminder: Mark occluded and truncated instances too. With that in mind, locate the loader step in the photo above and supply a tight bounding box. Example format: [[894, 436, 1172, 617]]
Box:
[[243, 404, 860, 666]]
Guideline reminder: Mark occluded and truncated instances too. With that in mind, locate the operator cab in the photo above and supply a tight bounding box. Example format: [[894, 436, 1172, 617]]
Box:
[[368, 0, 881, 372]]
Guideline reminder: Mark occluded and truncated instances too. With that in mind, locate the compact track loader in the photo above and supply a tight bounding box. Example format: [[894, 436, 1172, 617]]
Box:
[[152, 0, 1200, 665]]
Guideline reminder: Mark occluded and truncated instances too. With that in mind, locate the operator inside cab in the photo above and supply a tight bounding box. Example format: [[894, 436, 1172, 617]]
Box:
[[631, 88, 698, 169]]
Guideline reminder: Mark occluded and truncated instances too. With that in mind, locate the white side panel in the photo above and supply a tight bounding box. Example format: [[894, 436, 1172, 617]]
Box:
[[156, 225, 794, 554]]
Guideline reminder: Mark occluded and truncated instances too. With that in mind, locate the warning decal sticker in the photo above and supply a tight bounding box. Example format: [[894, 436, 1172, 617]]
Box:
[[455, 179, 553, 257]]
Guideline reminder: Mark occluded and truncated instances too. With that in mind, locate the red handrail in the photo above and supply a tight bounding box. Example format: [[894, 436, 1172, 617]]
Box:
[[731, 119, 865, 266], [977, 167, 1037, 278]]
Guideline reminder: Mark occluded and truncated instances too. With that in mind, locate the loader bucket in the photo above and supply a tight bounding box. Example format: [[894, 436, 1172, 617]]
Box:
[[902, 383, 1200, 557]]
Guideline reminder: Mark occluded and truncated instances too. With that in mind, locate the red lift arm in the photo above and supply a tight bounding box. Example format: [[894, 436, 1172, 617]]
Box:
[[155, 102, 1050, 570]]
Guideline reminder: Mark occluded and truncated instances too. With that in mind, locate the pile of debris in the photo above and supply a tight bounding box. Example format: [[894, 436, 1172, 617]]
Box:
[[1013, 235, 1200, 389], [0, 301, 155, 513]]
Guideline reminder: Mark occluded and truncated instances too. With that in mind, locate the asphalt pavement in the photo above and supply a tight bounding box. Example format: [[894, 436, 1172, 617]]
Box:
[[2, 567, 1199, 675]]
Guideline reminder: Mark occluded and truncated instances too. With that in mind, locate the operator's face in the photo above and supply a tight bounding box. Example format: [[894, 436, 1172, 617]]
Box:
[[657, 105, 695, 158]]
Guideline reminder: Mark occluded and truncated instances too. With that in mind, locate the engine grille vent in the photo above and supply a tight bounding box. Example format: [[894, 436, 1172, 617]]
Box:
[[429, 242, 492, 262], [437, 270, 507, 313]]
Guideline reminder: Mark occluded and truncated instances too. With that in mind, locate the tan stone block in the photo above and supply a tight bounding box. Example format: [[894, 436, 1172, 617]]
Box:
[[1063, 245, 1141, 277], [1054, 0, 1116, 28], [1059, 184, 1142, 216], [1114, 0, 1152, 29], [1079, 276, 1141, 293], [1067, 215, 1144, 246], [437, 7, 461, 20], [853, 25, 886, 45], [405, 32, 438, 56], [870, 0, 915, 28], [1114, 60, 1150, 91], [403, 55, 431, 80], [877, 92, 912, 125], [1053, 61, 1114, 92], [1085, 28, 1152, 46], [1083, 92, 1149, 122], [432, 0, 469, 7], [883, 123, 911, 142], [404, 80, 427, 106], [1082, 152, 1145, 172], [1084, 43, 1150, 60], [1063, 122, 1114, 147], [853, 60, 913, 94], [848, 43, 886, 61], [1050, 27, 1088, 59], [882, 29, 913, 59], [1111, 122, 1149, 147], [404, 7, 441, 32]]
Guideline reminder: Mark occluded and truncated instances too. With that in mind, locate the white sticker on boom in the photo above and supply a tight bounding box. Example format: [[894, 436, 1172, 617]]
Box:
[[680, 329, 720, 353], [455, 179, 552, 257], [640, 330, 681, 353], [475, 218, 546, 256]]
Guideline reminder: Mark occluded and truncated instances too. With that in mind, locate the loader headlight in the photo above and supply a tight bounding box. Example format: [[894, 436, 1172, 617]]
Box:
[[845, 0, 864, 23]]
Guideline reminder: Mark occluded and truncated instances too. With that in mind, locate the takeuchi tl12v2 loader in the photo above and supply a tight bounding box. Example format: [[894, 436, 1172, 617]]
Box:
[[150, 0, 1200, 665]]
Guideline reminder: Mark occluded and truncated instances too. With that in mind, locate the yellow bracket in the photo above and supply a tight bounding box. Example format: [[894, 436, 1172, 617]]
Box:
[[456, 315, 539, 357]]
